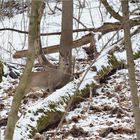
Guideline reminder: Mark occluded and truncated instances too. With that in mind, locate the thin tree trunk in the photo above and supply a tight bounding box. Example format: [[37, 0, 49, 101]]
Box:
[[59, 0, 73, 82], [35, 2, 56, 69], [44, 0, 73, 93], [5, 1, 41, 139], [121, 1, 140, 139]]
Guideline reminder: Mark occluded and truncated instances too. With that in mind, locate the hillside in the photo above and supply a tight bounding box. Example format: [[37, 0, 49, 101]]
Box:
[[0, 0, 140, 140]]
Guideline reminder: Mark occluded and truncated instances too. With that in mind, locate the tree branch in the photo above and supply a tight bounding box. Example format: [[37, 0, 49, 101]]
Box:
[[0, 22, 120, 36], [100, 0, 140, 28], [101, 0, 123, 21], [13, 33, 92, 58], [13, 21, 140, 59]]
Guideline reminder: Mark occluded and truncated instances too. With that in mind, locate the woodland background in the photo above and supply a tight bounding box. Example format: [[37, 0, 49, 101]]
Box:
[[0, 0, 140, 140]]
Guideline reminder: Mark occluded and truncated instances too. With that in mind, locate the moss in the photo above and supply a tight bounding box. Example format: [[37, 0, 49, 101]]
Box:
[[134, 50, 140, 60], [36, 108, 45, 113], [97, 54, 125, 82], [108, 54, 121, 69], [61, 95, 71, 104], [48, 102, 58, 111], [37, 114, 50, 131], [71, 82, 99, 105], [28, 124, 37, 138], [59, 99, 65, 105], [36, 111, 64, 133]]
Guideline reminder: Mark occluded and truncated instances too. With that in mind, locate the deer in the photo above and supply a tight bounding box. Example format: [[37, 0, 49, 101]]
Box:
[[26, 71, 63, 93], [26, 53, 74, 94], [26, 66, 72, 94]]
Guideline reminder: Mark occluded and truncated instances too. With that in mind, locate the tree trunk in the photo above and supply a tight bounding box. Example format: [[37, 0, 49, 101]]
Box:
[[121, 0, 140, 139], [43, 0, 73, 93], [35, 2, 56, 69], [5, 1, 41, 139], [58, 0, 73, 83]]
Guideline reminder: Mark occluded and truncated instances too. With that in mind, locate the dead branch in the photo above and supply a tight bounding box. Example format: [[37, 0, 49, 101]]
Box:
[[13, 33, 92, 58], [13, 22, 121, 58], [13, 21, 140, 59], [0, 22, 121, 36]]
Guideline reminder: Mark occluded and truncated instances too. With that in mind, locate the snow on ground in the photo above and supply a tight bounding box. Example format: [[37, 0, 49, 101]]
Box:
[[0, 0, 140, 140], [43, 67, 138, 140], [1, 58, 139, 140]]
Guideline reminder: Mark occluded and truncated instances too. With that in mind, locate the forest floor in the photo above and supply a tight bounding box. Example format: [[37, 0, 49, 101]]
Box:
[[0, 58, 139, 140], [42, 61, 139, 140]]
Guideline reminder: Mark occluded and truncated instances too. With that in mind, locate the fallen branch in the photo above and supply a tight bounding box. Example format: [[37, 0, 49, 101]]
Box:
[[13, 22, 120, 59], [13, 33, 92, 58], [13, 21, 140, 59]]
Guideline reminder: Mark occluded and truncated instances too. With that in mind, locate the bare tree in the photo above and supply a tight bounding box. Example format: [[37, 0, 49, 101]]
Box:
[[121, 0, 140, 139], [42, 0, 73, 93], [5, 1, 43, 139], [58, 0, 73, 85]]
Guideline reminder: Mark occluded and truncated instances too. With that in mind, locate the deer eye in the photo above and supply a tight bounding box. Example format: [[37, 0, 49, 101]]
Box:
[[47, 88, 50, 92]]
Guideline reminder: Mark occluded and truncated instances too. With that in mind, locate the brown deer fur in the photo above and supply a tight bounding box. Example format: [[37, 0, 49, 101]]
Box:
[[26, 67, 72, 93]]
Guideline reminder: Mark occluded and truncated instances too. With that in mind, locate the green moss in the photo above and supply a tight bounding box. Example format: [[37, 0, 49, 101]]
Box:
[[28, 124, 37, 138], [37, 114, 49, 131], [134, 50, 140, 60], [48, 102, 58, 111], [36, 111, 64, 132], [61, 95, 70, 104], [70, 82, 99, 104], [97, 54, 125, 80], [108, 54, 121, 68], [36, 108, 44, 113]]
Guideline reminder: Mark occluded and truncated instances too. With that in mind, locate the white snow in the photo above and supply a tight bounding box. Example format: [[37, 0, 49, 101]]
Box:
[[0, 0, 140, 140]]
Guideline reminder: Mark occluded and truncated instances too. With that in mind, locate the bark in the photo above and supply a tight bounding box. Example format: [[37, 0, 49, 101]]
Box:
[[101, 0, 140, 27], [101, 0, 123, 21], [5, 1, 41, 139], [34, 2, 56, 69], [121, 0, 140, 139], [58, 0, 73, 83], [0, 61, 3, 82]]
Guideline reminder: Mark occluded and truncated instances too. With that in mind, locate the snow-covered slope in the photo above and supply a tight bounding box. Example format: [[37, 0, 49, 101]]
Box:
[[0, 0, 140, 140]]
